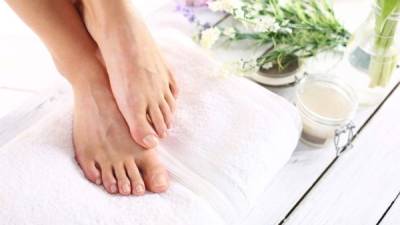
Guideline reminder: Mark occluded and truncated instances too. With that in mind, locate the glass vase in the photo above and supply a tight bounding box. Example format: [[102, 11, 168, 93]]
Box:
[[344, 2, 399, 105]]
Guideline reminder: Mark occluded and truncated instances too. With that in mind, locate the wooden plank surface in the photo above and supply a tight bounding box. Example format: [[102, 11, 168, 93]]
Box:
[[243, 1, 398, 221], [380, 194, 400, 225], [282, 84, 400, 225], [244, 73, 400, 225]]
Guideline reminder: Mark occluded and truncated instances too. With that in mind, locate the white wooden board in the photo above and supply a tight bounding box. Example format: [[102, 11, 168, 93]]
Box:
[[381, 195, 400, 225], [244, 74, 400, 225], [283, 84, 400, 225]]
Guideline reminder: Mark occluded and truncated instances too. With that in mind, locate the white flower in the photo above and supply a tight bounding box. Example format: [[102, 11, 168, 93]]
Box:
[[269, 22, 281, 33], [223, 27, 236, 38], [200, 27, 221, 49], [279, 27, 293, 34], [252, 3, 264, 12], [261, 62, 273, 70], [239, 59, 258, 73], [251, 15, 278, 32], [233, 7, 245, 19], [233, 59, 259, 75], [217, 59, 260, 77], [208, 0, 242, 13], [245, 8, 258, 18]]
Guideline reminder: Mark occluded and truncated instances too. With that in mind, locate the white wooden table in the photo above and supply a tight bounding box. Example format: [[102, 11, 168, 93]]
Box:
[[1, 0, 400, 224]]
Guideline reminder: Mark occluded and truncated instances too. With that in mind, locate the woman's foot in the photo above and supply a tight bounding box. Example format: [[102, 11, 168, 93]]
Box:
[[72, 57, 169, 195], [79, 0, 178, 149]]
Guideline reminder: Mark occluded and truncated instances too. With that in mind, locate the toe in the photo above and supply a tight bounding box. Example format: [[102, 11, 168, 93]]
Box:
[[168, 70, 179, 98], [137, 150, 169, 193], [169, 81, 179, 98], [79, 159, 101, 185], [100, 164, 118, 194], [165, 92, 176, 113], [114, 163, 132, 195], [160, 100, 173, 129], [149, 105, 167, 138], [125, 160, 145, 195], [129, 114, 159, 149]]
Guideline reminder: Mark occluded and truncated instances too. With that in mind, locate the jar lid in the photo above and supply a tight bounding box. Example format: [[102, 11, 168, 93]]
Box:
[[295, 75, 358, 126]]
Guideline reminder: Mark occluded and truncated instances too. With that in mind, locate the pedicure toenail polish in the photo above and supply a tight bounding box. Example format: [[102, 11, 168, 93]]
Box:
[[154, 174, 167, 188], [143, 135, 159, 148], [135, 184, 145, 194], [123, 184, 130, 194], [110, 184, 117, 193]]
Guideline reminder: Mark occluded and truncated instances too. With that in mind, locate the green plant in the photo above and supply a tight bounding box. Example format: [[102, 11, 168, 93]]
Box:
[[200, 0, 350, 73], [369, 0, 400, 87]]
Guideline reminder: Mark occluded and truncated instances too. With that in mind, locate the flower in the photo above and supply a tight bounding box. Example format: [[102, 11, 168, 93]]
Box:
[[252, 16, 278, 32], [176, 4, 197, 22], [208, 0, 242, 13], [228, 59, 259, 76], [217, 59, 258, 77], [185, 0, 209, 6], [200, 0, 350, 75], [223, 27, 236, 38], [200, 27, 221, 48], [279, 27, 293, 34], [233, 7, 245, 19], [261, 62, 273, 70], [252, 2, 264, 11], [238, 59, 258, 73]]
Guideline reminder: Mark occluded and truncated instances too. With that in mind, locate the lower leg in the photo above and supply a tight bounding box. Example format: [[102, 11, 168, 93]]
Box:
[[5, 0, 169, 194]]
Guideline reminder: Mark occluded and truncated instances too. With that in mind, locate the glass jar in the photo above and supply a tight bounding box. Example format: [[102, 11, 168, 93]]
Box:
[[295, 75, 358, 148], [345, 2, 400, 105]]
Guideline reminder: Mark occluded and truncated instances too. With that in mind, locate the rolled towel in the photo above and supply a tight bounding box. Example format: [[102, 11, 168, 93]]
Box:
[[0, 3, 301, 225]]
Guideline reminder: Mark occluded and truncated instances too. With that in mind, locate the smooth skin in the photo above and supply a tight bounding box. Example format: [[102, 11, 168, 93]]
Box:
[[5, 0, 176, 195]]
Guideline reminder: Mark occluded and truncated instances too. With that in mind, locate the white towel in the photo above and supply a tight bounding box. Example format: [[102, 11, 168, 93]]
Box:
[[0, 3, 301, 225]]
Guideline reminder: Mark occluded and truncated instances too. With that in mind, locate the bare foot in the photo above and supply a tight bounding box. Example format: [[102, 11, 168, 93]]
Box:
[[72, 57, 169, 195], [79, 0, 178, 149]]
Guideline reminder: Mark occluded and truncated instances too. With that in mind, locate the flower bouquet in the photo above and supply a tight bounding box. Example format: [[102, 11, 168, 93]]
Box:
[[191, 0, 350, 85]]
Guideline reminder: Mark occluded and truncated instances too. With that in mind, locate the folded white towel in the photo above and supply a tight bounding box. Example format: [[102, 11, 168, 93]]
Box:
[[0, 3, 301, 225]]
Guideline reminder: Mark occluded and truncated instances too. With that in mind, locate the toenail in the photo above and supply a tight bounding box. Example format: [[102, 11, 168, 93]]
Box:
[[95, 178, 101, 185], [110, 184, 117, 193], [163, 131, 168, 137], [153, 174, 167, 188], [143, 135, 159, 148], [122, 184, 131, 194], [135, 184, 145, 194]]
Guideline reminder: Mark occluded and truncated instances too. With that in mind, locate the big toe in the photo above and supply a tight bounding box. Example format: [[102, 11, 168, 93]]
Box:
[[129, 114, 160, 149], [137, 150, 169, 193]]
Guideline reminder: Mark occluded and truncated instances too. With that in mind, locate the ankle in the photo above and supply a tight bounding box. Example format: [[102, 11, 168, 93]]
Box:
[[81, 0, 142, 40], [54, 58, 109, 96]]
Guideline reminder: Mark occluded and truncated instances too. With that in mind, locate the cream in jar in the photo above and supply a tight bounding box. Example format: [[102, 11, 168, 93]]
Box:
[[295, 76, 358, 147]]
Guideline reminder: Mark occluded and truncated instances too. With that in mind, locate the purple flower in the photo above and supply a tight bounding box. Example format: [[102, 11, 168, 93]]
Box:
[[175, 3, 197, 23], [185, 0, 209, 7], [202, 22, 211, 29], [175, 2, 211, 30]]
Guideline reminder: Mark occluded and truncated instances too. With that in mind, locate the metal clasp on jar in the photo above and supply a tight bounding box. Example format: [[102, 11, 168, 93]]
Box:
[[334, 122, 356, 156]]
